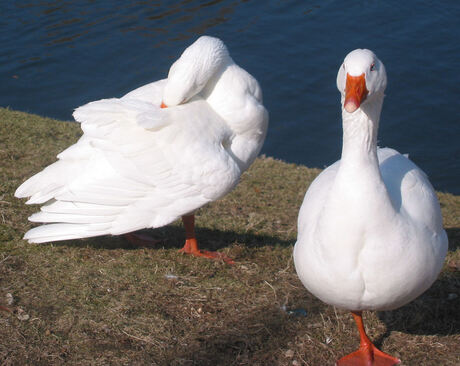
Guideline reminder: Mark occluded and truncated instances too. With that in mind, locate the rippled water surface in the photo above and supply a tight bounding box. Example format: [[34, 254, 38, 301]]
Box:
[[1, 1, 459, 193]]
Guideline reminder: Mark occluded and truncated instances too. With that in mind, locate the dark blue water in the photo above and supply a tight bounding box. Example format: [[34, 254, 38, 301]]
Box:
[[1, 1, 459, 193]]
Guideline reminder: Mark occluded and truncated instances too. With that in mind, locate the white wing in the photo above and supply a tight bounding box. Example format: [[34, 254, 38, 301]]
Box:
[[377, 147, 444, 233], [15, 86, 241, 243]]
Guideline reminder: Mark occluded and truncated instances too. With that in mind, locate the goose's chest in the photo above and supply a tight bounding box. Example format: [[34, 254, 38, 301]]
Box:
[[313, 175, 404, 263]]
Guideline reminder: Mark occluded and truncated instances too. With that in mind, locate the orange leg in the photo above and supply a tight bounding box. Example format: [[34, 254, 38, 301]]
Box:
[[336, 311, 400, 366], [178, 215, 234, 264]]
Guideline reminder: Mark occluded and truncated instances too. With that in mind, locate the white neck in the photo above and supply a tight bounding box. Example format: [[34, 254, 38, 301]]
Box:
[[316, 91, 397, 248], [202, 63, 268, 171], [332, 91, 394, 212], [340, 92, 383, 169]]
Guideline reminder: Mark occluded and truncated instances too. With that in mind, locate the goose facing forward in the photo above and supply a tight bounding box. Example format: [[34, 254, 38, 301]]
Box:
[[15, 36, 268, 264], [293, 49, 447, 365]]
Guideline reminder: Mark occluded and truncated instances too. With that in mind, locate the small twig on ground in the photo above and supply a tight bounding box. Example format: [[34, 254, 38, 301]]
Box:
[[122, 330, 159, 346], [0, 305, 12, 313], [0, 255, 11, 265], [264, 280, 277, 300]]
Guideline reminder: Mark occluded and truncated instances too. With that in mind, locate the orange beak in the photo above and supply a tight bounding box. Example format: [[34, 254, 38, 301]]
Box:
[[344, 73, 368, 113], [160, 101, 167, 108]]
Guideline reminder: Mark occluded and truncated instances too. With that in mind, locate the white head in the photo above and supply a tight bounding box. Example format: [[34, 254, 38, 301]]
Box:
[[162, 36, 232, 107], [336, 49, 387, 113]]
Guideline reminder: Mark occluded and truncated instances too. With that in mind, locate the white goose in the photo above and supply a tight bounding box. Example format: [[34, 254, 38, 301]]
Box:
[[15, 36, 268, 263], [294, 49, 447, 365]]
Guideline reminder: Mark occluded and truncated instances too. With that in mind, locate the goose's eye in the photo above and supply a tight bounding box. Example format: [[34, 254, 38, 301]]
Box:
[[370, 63, 376, 71]]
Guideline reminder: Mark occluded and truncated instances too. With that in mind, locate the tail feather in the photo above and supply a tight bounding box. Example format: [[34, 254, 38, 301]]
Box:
[[56, 191, 138, 206], [41, 201, 123, 216], [15, 160, 82, 203], [24, 223, 113, 244], [26, 186, 64, 205], [29, 211, 115, 224], [15, 171, 56, 199]]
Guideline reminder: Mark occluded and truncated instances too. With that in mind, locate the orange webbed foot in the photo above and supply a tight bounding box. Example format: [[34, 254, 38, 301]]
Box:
[[179, 238, 234, 264], [337, 311, 400, 366], [336, 344, 400, 366]]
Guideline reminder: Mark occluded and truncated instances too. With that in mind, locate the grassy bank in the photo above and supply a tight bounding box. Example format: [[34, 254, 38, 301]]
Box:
[[0, 107, 459, 365]]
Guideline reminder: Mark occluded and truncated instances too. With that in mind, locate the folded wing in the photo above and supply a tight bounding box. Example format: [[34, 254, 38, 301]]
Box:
[[16, 93, 240, 243]]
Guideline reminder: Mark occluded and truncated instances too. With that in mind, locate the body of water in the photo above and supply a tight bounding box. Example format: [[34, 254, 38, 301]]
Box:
[[1, 0, 459, 193]]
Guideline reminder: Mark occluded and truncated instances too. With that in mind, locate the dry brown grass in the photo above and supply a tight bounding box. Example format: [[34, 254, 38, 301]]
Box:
[[0, 107, 459, 365]]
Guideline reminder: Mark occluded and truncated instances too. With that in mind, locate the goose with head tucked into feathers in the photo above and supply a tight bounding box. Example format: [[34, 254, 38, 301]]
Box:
[[293, 49, 447, 365], [15, 36, 268, 264]]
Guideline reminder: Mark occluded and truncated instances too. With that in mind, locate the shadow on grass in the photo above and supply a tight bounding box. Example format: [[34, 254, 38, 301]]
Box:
[[377, 274, 460, 338], [161, 305, 320, 366], [52, 225, 294, 251], [446, 227, 460, 252], [40, 226, 458, 251], [38, 225, 460, 349]]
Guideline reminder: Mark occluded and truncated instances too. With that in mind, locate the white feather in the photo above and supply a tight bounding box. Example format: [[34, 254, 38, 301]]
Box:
[[16, 36, 268, 244], [294, 49, 447, 312]]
